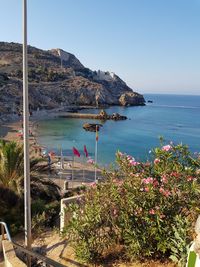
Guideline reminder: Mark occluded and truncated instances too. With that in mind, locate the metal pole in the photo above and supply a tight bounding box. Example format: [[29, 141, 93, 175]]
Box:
[[82, 157, 85, 181], [94, 139, 98, 183], [72, 155, 74, 188], [23, 0, 32, 265]]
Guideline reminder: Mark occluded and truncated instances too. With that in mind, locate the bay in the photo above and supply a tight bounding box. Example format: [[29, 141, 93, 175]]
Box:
[[37, 94, 200, 165]]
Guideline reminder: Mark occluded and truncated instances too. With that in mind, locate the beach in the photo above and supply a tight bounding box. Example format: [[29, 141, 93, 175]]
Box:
[[0, 115, 102, 189]]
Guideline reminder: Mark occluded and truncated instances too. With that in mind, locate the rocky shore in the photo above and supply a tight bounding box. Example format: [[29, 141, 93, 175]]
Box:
[[59, 109, 127, 121]]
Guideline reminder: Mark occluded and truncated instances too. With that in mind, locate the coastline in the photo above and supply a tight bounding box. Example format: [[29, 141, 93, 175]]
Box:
[[0, 110, 102, 187]]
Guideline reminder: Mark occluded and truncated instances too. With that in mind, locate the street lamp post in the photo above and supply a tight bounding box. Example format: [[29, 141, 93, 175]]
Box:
[[23, 0, 31, 265]]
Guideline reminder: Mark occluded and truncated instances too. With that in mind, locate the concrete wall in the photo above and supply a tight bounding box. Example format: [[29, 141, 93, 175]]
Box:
[[60, 195, 84, 232]]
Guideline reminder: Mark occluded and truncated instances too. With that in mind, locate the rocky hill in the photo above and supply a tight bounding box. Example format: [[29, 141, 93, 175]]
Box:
[[0, 42, 145, 115]]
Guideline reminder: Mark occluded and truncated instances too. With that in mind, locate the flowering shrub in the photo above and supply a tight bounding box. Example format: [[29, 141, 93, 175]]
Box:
[[63, 143, 200, 265], [87, 157, 95, 164]]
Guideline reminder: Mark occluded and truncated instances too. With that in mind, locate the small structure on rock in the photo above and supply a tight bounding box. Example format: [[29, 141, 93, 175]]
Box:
[[99, 109, 108, 119]]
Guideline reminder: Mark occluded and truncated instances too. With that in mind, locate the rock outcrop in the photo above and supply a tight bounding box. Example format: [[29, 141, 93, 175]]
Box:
[[0, 42, 145, 116], [83, 123, 103, 132]]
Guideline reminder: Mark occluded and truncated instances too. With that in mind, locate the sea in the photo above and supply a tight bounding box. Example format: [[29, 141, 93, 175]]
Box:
[[37, 94, 200, 166]]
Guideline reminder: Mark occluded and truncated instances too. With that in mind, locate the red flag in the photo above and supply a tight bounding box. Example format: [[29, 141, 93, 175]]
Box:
[[84, 145, 88, 157], [73, 147, 80, 157]]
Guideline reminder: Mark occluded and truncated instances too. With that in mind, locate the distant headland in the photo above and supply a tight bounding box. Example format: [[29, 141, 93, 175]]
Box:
[[0, 41, 145, 119]]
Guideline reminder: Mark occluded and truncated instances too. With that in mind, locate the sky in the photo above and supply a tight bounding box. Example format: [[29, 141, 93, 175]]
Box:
[[0, 0, 200, 95]]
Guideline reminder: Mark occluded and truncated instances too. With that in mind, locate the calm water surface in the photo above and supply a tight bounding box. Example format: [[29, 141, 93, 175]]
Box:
[[37, 94, 200, 165]]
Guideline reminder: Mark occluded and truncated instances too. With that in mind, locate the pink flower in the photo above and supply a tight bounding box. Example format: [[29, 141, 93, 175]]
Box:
[[89, 182, 96, 187], [162, 145, 172, 152], [159, 187, 165, 194], [187, 176, 194, 182], [153, 179, 159, 187], [144, 187, 149, 192], [154, 158, 160, 164], [129, 160, 140, 166], [149, 209, 155, 215], [159, 187, 171, 197], [161, 175, 168, 184], [171, 172, 180, 178], [142, 177, 154, 184], [87, 158, 94, 164], [160, 214, 166, 219], [163, 190, 171, 197]]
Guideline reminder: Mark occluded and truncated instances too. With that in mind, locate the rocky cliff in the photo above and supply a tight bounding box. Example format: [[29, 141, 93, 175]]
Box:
[[0, 42, 145, 115]]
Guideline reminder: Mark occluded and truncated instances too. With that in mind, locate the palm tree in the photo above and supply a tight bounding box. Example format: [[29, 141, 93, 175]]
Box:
[[0, 140, 24, 193], [0, 140, 50, 195]]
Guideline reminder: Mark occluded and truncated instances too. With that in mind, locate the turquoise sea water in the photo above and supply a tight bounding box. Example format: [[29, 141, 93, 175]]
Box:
[[37, 94, 200, 165]]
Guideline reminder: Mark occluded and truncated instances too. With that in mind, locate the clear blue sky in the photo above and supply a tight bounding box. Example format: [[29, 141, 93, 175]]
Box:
[[0, 0, 200, 95]]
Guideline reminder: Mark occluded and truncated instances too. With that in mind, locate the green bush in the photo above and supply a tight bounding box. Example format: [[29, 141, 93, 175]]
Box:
[[64, 143, 200, 265], [32, 199, 60, 233]]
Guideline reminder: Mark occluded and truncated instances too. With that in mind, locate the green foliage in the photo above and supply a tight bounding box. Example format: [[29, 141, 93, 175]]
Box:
[[0, 140, 24, 193], [0, 185, 23, 234], [64, 143, 200, 265], [27, 67, 67, 82], [169, 215, 191, 266], [0, 140, 46, 195], [0, 139, 61, 234], [31, 199, 60, 234]]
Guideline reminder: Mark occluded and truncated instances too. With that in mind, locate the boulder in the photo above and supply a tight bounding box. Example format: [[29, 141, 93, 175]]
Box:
[[111, 113, 127, 120], [83, 123, 102, 132], [119, 92, 145, 106]]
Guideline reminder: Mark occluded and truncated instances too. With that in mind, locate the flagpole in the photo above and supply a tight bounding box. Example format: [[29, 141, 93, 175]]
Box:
[[82, 156, 85, 181], [23, 0, 31, 266], [72, 155, 74, 188], [60, 145, 64, 170], [94, 127, 98, 183]]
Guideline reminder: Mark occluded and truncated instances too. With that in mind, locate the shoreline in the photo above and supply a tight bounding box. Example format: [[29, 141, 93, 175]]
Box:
[[0, 111, 102, 187]]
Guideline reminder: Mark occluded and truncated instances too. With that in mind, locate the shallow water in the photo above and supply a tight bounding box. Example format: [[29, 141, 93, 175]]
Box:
[[37, 94, 200, 165]]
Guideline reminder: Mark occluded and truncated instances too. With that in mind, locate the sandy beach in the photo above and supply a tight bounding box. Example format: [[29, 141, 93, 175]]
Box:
[[0, 114, 102, 189]]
